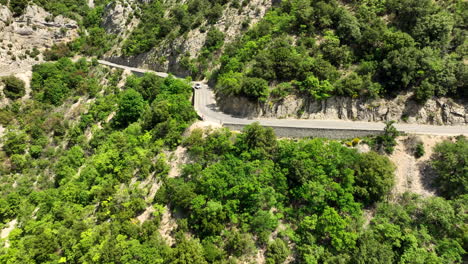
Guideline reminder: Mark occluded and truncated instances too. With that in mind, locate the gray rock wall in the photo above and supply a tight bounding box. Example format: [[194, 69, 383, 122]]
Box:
[[223, 123, 383, 139], [218, 93, 468, 126]]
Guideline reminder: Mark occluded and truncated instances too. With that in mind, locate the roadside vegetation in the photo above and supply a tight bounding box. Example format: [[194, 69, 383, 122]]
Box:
[[214, 0, 467, 103], [0, 0, 467, 263], [0, 58, 466, 261]]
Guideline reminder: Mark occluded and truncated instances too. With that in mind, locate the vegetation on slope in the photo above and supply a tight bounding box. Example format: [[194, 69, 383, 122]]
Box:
[[214, 0, 467, 102], [0, 0, 467, 263], [122, 0, 228, 56], [1, 76, 26, 101], [0, 58, 467, 262]]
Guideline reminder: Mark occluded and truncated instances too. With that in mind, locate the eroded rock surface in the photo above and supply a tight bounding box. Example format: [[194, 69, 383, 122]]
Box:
[[0, 5, 78, 76], [218, 92, 468, 125], [102, 0, 272, 76]]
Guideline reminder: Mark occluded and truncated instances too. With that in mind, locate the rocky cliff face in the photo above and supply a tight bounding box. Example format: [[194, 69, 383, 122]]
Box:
[[101, 0, 272, 76], [218, 93, 467, 125], [0, 5, 78, 76]]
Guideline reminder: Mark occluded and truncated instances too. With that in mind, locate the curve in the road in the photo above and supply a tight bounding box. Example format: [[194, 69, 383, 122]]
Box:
[[98, 60, 468, 136]]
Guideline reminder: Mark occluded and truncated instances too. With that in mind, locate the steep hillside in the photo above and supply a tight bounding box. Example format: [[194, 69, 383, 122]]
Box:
[[97, 0, 467, 125], [0, 4, 78, 76], [0, 1, 467, 263], [101, 0, 272, 76]]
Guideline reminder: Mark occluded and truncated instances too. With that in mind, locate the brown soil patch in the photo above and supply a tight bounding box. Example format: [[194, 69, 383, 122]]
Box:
[[390, 134, 452, 198]]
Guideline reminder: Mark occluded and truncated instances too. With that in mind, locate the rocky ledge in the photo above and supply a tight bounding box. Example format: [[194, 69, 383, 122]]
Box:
[[218, 92, 467, 125]]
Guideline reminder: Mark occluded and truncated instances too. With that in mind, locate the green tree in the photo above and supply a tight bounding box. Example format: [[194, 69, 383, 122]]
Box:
[[266, 238, 290, 264], [10, 154, 27, 173], [431, 136, 468, 199], [170, 237, 208, 264], [3, 130, 28, 156], [375, 121, 400, 154], [300, 74, 334, 100], [237, 122, 277, 159], [10, 0, 28, 16], [353, 232, 395, 264], [354, 152, 395, 205], [204, 28, 225, 52], [316, 207, 358, 252], [115, 89, 146, 128], [2, 76, 25, 100], [137, 73, 163, 102], [241, 77, 269, 101]]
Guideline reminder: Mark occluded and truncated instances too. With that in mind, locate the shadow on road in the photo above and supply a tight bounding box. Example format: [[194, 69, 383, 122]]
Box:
[[207, 103, 218, 111]]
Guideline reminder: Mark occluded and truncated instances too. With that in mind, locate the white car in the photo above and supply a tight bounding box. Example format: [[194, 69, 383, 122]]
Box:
[[194, 83, 202, 89]]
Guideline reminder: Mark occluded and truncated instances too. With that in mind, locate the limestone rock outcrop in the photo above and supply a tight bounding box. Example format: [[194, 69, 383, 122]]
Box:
[[101, 0, 272, 76], [0, 4, 78, 76], [218, 93, 467, 125]]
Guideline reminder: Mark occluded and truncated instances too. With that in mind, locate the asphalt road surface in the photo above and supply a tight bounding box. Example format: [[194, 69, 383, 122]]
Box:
[[98, 60, 468, 136]]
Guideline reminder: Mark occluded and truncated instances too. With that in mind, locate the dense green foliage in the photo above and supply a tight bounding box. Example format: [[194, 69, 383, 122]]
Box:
[[1, 0, 467, 263], [156, 123, 466, 263], [215, 0, 467, 102], [114, 88, 146, 128], [2, 76, 26, 100], [31, 58, 100, 105], [0, 61, 198, 263], [431, 136, 468, 199], [1, 58, 466, 262]]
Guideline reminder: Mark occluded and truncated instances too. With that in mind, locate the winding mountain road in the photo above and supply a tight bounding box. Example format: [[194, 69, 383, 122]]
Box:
[[98, 60, 468, 136]]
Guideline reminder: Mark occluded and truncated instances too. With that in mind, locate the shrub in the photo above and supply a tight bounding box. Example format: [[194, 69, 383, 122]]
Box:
[[43, 43, 72, 61], [374, 121, 400, 154], [10, 154, 27, 173], [266, 238, 290, 264], [114, 89, 146, 128], [3, 131, 28, 156], [30, 145, 43, 159], [414, 142, 425, 158], [353, 152, 396, 205], [431, 136, 468, 199], [9, 0, 28, 16], [2, 76, 25, 100], [241, 77, 269, 101], [204, 28, 225, 52]]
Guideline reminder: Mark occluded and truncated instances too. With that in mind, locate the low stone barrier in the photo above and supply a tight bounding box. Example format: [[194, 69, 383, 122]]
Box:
[[223, 123, 383, 139]]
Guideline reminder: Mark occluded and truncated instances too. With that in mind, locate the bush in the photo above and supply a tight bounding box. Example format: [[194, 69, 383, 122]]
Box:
[[266, 238, 290, 264], [9, 0, 28, 16], [241, 77, 269, 101], [205, 3, 223, 24], [43, 43, 72, 61], [10, 154, 27, 173], [353, 152, 395, 206], [414, 142, 425, 158], [431, 136, 468, 199], [204, 28, 225, 52], [2, 76, 25, 100], [114, 89, 146, 128], [30, 145, 43, 159], [374, 121, 400, 154], [3, 131, 28, 156], [406, 136, 425, 158]]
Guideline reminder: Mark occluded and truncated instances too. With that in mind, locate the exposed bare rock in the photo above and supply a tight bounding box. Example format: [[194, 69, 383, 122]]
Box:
[[389, 135, 452, 198], [101, 0, 140, 56], [102, 0, 137, 35], [103, 0, 272, 76], [218, 92, 468, 125], [1, 219, 17, 248], [0, 4, 78, 76]]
